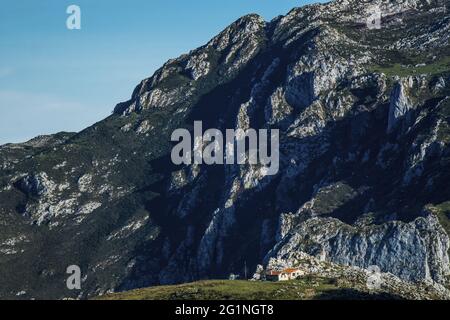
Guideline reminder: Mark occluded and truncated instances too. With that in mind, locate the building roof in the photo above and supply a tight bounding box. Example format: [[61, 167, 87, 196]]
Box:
[[266, 268, 299, 276], [283, 268, 300, 274], [266, 270, 281, 276]]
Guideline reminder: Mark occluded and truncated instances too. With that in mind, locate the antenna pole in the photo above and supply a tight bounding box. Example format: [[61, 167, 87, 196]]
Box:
[[244, 261, 247, 280]]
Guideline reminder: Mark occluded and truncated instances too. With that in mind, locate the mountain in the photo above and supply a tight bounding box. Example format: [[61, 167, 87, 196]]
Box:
[[1, 0, 450, 299]]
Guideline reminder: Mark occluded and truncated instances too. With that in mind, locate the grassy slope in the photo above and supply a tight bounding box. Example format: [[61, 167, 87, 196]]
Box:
[[97, 278, 406, 300], [369, 55, 450, 77], [430, 201, 450, 240]]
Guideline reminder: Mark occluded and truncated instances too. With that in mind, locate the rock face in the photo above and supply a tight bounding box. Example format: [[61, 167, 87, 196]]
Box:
[[263, 251, 450, 300], [388, 77, 415, 132], [269, 214, 450, 284], [0, 0, 450, 299]]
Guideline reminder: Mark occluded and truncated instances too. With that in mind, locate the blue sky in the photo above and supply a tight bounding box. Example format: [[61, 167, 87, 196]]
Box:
[[0, 0, 320, 145]]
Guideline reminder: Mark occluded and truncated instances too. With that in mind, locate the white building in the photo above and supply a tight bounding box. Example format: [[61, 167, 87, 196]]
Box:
[[265, 268, 304, 281]]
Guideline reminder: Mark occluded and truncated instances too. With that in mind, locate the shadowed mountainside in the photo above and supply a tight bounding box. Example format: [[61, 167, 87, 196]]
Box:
[[0, 0, 450, 299]]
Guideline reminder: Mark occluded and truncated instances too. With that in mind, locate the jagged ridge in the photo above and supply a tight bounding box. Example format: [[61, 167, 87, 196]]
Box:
[[0, 0, 449, 299]]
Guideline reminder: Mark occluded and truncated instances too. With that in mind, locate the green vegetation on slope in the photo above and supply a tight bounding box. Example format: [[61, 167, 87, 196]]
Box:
[[430, 201, 450, 238], [369, 55, 450, 77], [97, 278, 405, 301]]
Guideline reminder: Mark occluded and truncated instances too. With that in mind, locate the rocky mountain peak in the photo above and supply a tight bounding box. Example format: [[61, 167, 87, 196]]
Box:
[[1, 0, 450, 299]]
